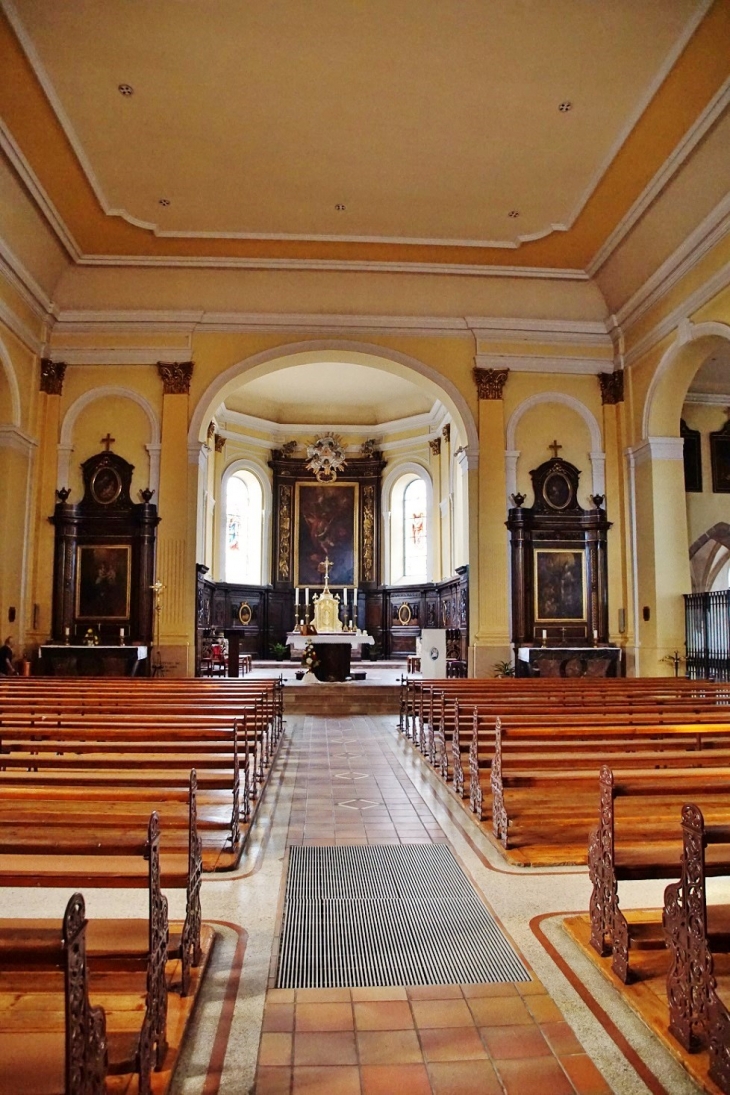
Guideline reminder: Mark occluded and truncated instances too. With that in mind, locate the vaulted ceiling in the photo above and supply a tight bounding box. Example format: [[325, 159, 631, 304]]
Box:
[[1, 0, 728, 276]]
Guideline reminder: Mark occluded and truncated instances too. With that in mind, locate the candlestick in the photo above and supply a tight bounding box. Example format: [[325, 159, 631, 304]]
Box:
[[305, 587, 309, 605], [119, 626, 125, 646], [64, 626, 70, 645]]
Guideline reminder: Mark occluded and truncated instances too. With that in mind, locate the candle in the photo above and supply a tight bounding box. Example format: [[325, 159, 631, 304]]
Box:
[[305, 588, 309, 605], [593, 629, 598, 641], [541, 630, 546, 640], [64, 626, 70, 636]]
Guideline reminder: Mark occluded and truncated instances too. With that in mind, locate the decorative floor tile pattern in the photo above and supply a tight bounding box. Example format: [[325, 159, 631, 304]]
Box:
[[257, 716, 610, 1093]]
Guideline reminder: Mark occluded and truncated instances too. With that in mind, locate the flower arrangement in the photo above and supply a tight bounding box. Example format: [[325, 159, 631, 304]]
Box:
[[83, 628, 99, 646], [301, 642, 319, 674]]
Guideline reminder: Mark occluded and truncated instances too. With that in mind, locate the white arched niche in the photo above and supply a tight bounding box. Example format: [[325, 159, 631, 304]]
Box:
[[382, 461, 434, 585], [505, 392, 605, 504], [217, 458, 272, 584], [58, 386, 161, 493]]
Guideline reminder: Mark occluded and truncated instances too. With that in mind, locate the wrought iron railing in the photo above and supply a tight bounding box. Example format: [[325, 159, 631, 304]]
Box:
[[684, 590, 730, 680]]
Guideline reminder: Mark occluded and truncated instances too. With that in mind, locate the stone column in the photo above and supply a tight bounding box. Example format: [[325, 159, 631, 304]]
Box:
[[472, 367, 511, 677], [628, 436, 689, 676], [440, 423, 453, 577], [157, 361, 195, 676], [428, 435, 443, 580]]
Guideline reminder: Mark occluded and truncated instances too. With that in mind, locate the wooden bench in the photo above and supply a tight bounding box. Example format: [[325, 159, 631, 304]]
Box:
[[0, 892, 107, 1095]]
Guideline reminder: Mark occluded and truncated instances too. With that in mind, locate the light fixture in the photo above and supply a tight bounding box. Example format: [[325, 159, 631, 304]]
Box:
[[158, 198, 171, 207], [508, 210, 520, 218], [335, 204, 346, 211], [118, 83, 134, 97], [558, 101, 573, 112]]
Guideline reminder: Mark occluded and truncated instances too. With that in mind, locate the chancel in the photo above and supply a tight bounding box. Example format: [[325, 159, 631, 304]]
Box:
[[1, 2, 730, 1092]]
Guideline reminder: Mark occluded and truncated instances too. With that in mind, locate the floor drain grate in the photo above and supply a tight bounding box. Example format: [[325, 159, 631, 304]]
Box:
[[276, 844, 529, 988]]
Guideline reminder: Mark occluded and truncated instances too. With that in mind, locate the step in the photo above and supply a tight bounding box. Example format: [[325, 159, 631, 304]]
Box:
[[283, 684, 401, 716]]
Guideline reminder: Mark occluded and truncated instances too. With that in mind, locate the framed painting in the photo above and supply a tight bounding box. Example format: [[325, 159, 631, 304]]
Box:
[[295, 482, 358, 587], [534, 548, 586, 623], [710, 422, 730, 493], [76, 545, 131, 620]]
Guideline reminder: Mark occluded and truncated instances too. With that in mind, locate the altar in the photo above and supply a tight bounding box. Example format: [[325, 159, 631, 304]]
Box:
[[287, 631, 374, 681], [516, 646, 622, 678], [39, 644, 149, 676]]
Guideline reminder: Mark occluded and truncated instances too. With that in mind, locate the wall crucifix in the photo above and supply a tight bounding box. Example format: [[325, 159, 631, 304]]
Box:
[[548, 439, 563, 458], [100, 433, 116, 452]]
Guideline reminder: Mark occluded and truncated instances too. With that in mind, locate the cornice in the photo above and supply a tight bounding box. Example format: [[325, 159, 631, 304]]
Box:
[[630, 436, 685, 467], [0, 236, 54, 319], [0, 294, 43, 354], [470, 316, 610, 347], [0, 424, 38, 455], [474, 352, 608, 376], [683, 391, 730, 406], [588, 68, 730, 276], [219, 402, 446, 442]]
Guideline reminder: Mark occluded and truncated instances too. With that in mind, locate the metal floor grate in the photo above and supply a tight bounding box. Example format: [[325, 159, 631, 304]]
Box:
[[276, 844, 529, 988]]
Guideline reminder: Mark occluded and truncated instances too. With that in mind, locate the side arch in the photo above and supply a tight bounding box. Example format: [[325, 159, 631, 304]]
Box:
[[643, 320, 730, 439], [58, 385, 161, 491], [505, 391, 604, 500], [381, 460, 434, 584], [0, 334, 22, 427]]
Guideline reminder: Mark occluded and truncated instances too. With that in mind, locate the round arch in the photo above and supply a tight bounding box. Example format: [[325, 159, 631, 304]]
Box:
[[381, 460, 434, 584], [505, 391, 604, 500], [58, 385, 161, 491], [643, 320, 730, 439], [218, 457, 273, 583], [188, 339, 479, 456], [0, 334, 22, 427]]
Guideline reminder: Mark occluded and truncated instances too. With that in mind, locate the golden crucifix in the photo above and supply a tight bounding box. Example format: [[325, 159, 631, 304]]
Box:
[[318, 555, 333, 591], [549, 439, 562, 458]]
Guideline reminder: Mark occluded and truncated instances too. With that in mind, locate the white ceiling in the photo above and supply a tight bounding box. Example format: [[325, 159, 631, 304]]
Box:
[[6, 0, 703, 246], [689, 345, 730, 397], [222, 360, 435, 426]]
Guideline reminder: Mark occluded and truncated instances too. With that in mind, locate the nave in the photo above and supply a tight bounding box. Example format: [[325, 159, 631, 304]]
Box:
[[167, 714, 703, 1094]]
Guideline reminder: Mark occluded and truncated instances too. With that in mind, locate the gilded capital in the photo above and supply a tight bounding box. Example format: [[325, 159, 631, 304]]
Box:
[[214, 433, 225, 453], [442, 423, 451, 443], [598, 371, 624, 405], [158, 360, 194, 395], [40, 358, 66, 395], [474, 367, 509, 400], [206, 420, 216, 442], [429, 437, 441, 456]]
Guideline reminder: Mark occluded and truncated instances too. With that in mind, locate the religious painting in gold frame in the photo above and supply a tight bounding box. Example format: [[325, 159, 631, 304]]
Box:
[[238, 602, 252, 625], [533, 548, 586, 623], [76, 544, 131, 620], [294, 482, 358, 587]]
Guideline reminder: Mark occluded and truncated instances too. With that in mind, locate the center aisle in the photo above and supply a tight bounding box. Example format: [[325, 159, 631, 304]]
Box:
[[163, 712, 699, 1095]]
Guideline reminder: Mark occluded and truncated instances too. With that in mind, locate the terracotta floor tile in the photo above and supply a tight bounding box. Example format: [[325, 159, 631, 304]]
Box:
[[353, 1000, 415, 1030], [541, 1021, 585, 1056], [481, 1023, 551, 1059], [419, 1026, 488, 1061], [461, 982, 518, 998], [296, 988, 352, 1003], [428, 1060, 503, 1095], [292, 1065, 361, 1095], [516, 978, 547, 996], [267, 988, 296, 1004], [411, 999, 474, 1028], [263, 1003, 295, 1032], [560, 1053, 612, 1094], [350, 986, 408, 1001], [466, 994, 533, 1027], [258, 1032, 293, 1068], [496, 1056, 574, 1095], [295, 1003, 354, 1032], [407, 984, 463, 1001], [356, 1029, 423, 1065], [360, 1063, 432, 1095], [293, 1031, 358, 1067], [526, 994, 565, 1024], [254, 1066, 292, 1095]]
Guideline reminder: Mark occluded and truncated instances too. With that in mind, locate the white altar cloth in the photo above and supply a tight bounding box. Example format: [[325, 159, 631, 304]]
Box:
[[286, 632, 374, 654]]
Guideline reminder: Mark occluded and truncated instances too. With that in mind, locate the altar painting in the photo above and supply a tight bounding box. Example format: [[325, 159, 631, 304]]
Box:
[[534, 548, 586, 622], [295, 483, 358, 586], [76, 545, 131, 620]]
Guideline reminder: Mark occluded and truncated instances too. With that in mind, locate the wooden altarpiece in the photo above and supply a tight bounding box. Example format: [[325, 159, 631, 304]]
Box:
[[50, 450, 159, 646], [507, 457, 611, 646]]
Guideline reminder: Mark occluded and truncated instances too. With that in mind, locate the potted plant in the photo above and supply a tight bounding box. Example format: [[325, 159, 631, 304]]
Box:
[[493, 659, 515, 678], [270, 642, 289, 662]]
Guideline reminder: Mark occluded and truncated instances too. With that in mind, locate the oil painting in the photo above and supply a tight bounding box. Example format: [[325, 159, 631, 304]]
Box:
[[295, 483, 358, 587], [76, 545, 131, 620], [534, 548, 586, 622]]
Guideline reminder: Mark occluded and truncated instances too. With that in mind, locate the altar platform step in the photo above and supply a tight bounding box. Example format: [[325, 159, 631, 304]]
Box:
[[283, 683, 401, 716]]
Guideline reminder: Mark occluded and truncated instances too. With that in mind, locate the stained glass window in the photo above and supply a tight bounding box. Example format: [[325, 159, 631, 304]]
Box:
[[225, 470, 263, 582], [403, 477, 427, 579]]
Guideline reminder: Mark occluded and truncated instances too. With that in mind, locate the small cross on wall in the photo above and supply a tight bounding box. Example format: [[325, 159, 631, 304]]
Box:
[[100, 433, 115, 452], [548, 439, 562, 459]]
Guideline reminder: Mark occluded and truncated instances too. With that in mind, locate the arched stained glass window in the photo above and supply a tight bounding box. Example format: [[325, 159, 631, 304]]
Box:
[[225, 469, 263, 583], [389, 470, 429, 584]]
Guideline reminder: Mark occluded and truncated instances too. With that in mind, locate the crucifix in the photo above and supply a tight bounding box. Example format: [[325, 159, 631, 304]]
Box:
[[548, 439, 562, 459], [100, 433, 115, 452], [318, 555, 333, 591]]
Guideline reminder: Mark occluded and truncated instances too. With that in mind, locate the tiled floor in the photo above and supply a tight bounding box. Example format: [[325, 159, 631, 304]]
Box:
[[255, 717, 611, 1094]]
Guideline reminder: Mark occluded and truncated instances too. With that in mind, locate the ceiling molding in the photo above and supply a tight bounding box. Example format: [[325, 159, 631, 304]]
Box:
[[624, 256, 730, 368], [0, 423, 37, 455], [615, 190, 730, 332], [219, 402, 444, 440], [475, 352, 609, 376], [0, 236, 53, 319], [683, 391, 730, 406], [0, 294, 43, 354], [588, 71, 730, 276], [47, 346, 189, 366], [470, 316, 611, 347], [0, 116, 80, 261]]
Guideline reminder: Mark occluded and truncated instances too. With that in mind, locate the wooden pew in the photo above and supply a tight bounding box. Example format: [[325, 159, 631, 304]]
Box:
[[0, 892, 108, 1095]]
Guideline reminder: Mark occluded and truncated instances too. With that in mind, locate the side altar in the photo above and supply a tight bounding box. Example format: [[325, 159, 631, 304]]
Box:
[[287, 557, 374, 681]]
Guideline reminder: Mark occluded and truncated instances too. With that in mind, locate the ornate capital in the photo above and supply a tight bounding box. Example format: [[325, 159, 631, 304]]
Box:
[[214, 433, 225, 453], [598, 371, 624, 405], [442, 423, 451, 443], [474, 367, 509, 400], [206, 420, 216, 443], [157, 361, 194, 395], [40, 358, 66, 395], [429, 437, 441, 456]]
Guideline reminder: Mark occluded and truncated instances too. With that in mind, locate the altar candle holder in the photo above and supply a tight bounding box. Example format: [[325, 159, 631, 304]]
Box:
[[64, 626, 70, 646]]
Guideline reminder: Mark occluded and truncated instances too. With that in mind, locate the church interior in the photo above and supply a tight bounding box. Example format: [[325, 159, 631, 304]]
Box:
[[1, 1, 730, 1093]]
